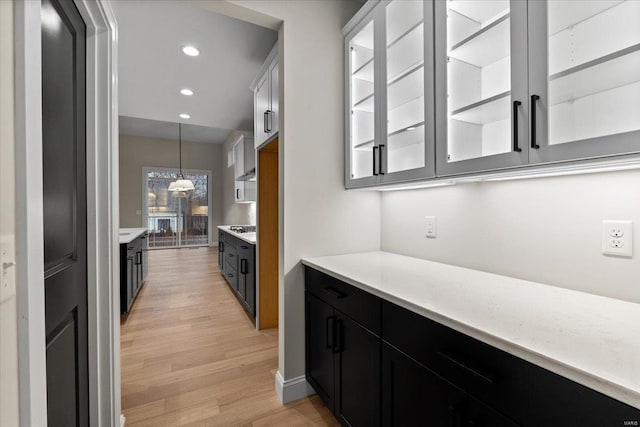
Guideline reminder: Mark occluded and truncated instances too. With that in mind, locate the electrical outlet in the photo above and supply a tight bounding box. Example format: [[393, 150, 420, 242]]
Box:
[[602, 220, 632, 257], [425, 216, 437, 238]]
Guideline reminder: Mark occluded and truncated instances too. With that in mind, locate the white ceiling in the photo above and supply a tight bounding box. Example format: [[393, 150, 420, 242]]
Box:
[[111, 0, 277, 134], [119, 116, 232, 144]]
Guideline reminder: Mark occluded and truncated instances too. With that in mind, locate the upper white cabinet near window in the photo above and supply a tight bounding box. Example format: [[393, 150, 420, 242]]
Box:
[[344, 0, 435, 189], [251, 44, 279, 150], [233, 135, 255, 181], [344, 0, 640, 187]]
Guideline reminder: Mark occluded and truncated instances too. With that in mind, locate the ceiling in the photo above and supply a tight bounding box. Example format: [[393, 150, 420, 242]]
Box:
[[111, 0, 277, 136], [119, 116, 232, 144]]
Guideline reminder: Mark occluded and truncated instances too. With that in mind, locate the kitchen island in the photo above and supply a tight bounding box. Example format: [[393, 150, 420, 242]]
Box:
[[119, 228, 148, 314], [218, 226, 256, 319]]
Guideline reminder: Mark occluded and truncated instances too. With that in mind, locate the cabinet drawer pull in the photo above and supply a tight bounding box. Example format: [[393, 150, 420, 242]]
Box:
[[378, 144, 385, 175], [531, 94, 540, 149], [437, 351, 498, 385], [322, 287, 345, 299], [512, 100, 522, 152], [228, 253, 234, 258]]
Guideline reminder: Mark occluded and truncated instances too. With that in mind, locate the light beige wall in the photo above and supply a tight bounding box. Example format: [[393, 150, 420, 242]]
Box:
[[119, 134, 224, 243], [221, 130, 256, 225], [0, 0, 19, 425]]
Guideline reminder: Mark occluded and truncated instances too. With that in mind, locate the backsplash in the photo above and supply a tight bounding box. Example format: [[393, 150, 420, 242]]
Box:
[[380, 168, 640, 304]]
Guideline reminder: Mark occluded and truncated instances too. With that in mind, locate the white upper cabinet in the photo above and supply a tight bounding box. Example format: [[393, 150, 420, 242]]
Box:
[[344, 0, 640, 187], [251, 44, 279, 150], [345, 0, 435, 189]]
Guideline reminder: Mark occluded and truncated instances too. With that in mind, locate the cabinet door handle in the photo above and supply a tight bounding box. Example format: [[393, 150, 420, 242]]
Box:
[[322, 287, 345, 299], [379, 144, 385, 175], [512, 100, 522, 152], [236, 189, 240, 199], [263, 111, 268, 133], [219, 242, 224, 253], [531, 94, 540, 149], [437, 351, 498, 385], [372, 146, 379, 176], [333, 318, 342, 353], [326, 316, 335, 349], [264, 110, 272, 133], [240, 258, 248, 274]]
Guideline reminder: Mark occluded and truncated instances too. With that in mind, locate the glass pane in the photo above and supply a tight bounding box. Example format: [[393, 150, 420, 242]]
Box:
[[386, 0, 425, 173], [446, 0, 511, 162], [547, 0, 640, 145], [146, 170, 209, 248], [350, 21, 375, 179]]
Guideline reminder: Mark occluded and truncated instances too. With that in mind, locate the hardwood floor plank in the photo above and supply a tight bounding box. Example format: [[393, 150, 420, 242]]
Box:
[[121, 247, 336, 426]]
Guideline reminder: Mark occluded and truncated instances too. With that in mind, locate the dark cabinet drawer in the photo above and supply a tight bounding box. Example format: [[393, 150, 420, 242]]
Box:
[[225, 264, 238, 291], [382, 301, 640, 426], [225, 243, 238, 272], [305, 267, 381, 335]]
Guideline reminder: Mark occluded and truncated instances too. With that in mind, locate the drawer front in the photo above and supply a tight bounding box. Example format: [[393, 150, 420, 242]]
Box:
[[225, 243, 238, 272], [225, 264, 238, 291], [305, 266, 380, 335], [382, 301, 640, 426]]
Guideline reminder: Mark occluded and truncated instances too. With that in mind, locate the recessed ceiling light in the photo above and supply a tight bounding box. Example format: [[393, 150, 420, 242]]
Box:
[[182, 45, 199, 57], [180, 88, 194, 96], [179, 113, 190, 119]]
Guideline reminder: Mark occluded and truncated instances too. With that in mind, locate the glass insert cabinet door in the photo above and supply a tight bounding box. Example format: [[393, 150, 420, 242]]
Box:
[[528, 0, 640, 163], [435, 0, 529, 176]]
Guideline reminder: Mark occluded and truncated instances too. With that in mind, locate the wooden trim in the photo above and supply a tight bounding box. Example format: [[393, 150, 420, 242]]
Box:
[[257, 138, 279, 329]]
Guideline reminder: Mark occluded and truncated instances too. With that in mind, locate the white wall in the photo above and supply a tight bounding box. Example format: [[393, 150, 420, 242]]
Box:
[[119, 134, 224, 241], [381, 169, 640, 304], [0, 1, 19, 425], [199, 0, 381, 384], [221, 130, 256, 226]]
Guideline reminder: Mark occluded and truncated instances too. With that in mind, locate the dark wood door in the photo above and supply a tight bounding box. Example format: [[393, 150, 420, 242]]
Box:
[[305, 292, 335, 412], [334, 313, 380, 427], [382, 343, 467, 427], [41, 0, 87, 425]]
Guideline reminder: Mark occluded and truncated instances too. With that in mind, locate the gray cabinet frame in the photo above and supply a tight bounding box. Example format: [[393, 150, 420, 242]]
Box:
[[345, 1, 435, 189]]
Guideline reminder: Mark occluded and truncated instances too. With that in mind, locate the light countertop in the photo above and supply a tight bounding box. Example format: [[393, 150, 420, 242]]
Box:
[[119, 228, 147, 244], [301, 251, 640, 409], [218, 225, 256, 245]]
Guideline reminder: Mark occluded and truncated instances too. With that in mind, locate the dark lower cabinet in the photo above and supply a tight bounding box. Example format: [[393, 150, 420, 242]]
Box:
[[120, 232, 148, 314], [305, 266, 640, 427], [219, 229, 256, 319]]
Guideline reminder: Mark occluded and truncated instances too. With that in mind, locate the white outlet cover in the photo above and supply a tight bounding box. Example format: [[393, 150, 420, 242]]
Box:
[[425, 216, 437, 238], [602, 220, 632, 257]]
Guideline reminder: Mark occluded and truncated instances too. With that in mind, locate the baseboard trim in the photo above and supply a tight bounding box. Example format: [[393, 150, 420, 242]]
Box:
[[275, 371, 315, 404]]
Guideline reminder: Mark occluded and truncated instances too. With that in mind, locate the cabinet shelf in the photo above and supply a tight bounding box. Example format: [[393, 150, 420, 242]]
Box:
[[388, 20, 423, 49], [548, 0, 624, 36], [450, 91, 510, 125], [550, 44, 640, 106], [353, 92, 374, 112], [353, 139, 374, 151], [388, 60, 424, 86], [448, 13, 510, 67], [448, 0, 509, 25], [353, 58, 374, 83]]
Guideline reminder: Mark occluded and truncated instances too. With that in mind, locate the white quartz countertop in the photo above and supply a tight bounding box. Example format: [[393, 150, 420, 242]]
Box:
[[301, 251, 640, 409], [119, 228, 147, 244], [218, 225, 256, 245]]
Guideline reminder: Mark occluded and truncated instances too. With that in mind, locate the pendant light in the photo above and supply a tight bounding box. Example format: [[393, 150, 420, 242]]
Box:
[[168, 123, 195, 193]]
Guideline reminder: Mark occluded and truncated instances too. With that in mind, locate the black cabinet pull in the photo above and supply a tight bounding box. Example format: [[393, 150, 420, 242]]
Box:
[[236, 188, 240, 199], [372, 146, 379, 176], [326, 316, 335, 349], [437, 351, 498, 385], [266, 110, 272, 132], [240, 258, 248, 274], [531, 94, 540, 149], [512, 100, 522, 152], [333, 318, 342, 353], [228, 253, 234, 258], [263, 111, 269, 133], [322, 287, 345, 299], [241, 245, 248, 250], [379, 144, 385, 175], [228, 273, 234, 278], [219, 242, 224, 253]]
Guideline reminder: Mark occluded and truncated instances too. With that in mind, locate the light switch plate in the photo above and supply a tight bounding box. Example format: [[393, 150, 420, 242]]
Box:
[[425, 216, 437, 238], [602, 220, 632, 257]]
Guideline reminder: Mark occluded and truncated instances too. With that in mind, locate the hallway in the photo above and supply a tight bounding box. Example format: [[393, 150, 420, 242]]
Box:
[[120, 247, 337, 426]]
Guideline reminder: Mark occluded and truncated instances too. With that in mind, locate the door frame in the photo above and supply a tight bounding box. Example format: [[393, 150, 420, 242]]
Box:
[[14, 0, 120, 425], [141, 166, 214, 249]]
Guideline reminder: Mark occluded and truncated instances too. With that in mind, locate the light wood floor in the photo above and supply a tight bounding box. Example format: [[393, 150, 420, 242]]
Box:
[[120, 247, 338, 427]]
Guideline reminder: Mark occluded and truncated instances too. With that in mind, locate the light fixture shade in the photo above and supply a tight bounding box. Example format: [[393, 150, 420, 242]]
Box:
[[168, 178, 195, 192]]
